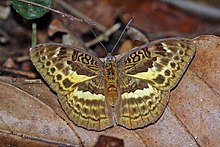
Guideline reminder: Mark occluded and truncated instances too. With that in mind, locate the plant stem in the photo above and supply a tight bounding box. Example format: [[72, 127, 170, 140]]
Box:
[[32, 23, 37, 46]]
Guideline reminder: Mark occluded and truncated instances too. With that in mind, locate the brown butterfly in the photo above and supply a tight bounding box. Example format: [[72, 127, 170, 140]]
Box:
[[30, 37, 196, 131]]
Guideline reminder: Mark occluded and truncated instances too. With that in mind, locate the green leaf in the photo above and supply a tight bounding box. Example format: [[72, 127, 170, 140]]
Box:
[[11, 0, 52, 20]]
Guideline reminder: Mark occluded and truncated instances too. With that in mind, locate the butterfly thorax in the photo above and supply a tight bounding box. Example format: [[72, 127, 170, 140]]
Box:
[[103, 54, 120, 107]]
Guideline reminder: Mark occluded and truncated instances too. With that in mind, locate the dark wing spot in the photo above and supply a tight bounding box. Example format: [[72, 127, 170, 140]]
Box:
[[56, 74, 62, 81], [41, 56, 46, 61], [164, 69, 171, 76], [173, 56, 180, 61], [170, 62, 176, 69], [50, 67, 56, 74], [55, 62, 65, 70], [179, 50, 184, 55], [154, 74, 165, 84], [63, 78, 73, 88], [46, 61, 52, 66], [75, 102, 81, 110], [143, 60, 153, 68]]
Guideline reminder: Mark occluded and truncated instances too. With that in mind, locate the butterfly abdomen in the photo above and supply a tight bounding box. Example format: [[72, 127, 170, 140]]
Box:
[[104, 55, 120, 106]]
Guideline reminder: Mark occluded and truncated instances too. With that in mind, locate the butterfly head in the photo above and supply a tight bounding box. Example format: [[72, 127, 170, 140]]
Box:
[[104, 53, 116, 63]]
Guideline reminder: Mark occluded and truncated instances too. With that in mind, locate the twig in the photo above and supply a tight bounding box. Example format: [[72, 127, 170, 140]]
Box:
[[16, 0, 94, 26], [15, 55, 30, 62], [16, 0, 122, 50], [32, 23, 37, 46], [0, 67, 38, 78], [54, 0, 107, 32]]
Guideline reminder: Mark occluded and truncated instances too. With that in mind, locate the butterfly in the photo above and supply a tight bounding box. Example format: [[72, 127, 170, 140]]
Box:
[[30, 37, 196, 131]]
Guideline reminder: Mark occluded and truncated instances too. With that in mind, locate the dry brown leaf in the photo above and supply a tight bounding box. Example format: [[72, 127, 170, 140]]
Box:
[[0, 131, 58, 147], [0, 35, 220, 146], [169, 35, 220, 146], [0, 79, 82, 146]]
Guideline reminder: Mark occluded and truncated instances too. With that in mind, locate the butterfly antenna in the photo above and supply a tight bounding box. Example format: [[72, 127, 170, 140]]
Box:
[[111, 17, 134, 55], [86, 24, 109, 54]]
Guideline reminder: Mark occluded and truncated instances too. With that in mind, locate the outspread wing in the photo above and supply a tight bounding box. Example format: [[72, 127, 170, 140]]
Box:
[[30, 43, 113, 130], [116, 38, 196, 129]]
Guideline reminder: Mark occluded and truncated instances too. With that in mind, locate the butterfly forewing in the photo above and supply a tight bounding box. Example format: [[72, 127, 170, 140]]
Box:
[[115, 38, 196, 129], [117, 38, 196, 90], [30, 43, 114, 130]]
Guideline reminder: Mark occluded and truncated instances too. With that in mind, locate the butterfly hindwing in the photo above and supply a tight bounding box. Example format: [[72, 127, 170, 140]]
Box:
[[116, 74, 169, 129], [30, 43, 113, 130], [58, 75, 114, 130]]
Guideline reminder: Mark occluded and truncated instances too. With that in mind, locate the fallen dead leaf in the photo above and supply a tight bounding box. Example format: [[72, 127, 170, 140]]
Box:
[[0, 79, 82, 146], [0, 35, 220, 146], [169, 35, 220, 146]]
